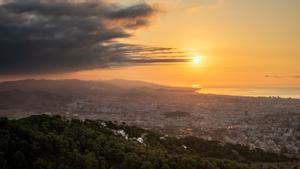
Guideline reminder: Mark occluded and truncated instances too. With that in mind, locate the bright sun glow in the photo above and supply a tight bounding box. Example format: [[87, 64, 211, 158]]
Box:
[[192, 56, 201, 65]]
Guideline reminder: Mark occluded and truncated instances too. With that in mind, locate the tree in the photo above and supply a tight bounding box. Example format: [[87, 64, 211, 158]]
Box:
[[12, 151, 27, 169]]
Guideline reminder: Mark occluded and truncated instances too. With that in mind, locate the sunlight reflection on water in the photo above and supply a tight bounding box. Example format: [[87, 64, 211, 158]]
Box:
[[196, 87, 300, 99]]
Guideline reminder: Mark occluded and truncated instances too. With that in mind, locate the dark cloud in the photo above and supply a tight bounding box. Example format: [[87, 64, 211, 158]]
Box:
[[108, 4, 156, 19], [0, 0, 184, 74]]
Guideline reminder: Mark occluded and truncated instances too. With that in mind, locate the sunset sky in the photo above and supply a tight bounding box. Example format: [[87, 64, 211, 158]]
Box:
[[0, 0, 299, 87]]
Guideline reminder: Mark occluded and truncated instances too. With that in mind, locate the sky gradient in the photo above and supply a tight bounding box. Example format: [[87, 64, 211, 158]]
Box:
[[0, 0, 299, 87]]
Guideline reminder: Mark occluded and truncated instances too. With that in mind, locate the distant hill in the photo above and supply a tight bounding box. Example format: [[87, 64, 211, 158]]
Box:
[[0, 79, 121, 93], [0, 115, 297, 169], [104, 79, 164, 89], [0, 79, 192, 115]]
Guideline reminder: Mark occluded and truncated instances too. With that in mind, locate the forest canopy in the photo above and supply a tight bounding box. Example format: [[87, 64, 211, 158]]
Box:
[[0, 115, 295, 169]]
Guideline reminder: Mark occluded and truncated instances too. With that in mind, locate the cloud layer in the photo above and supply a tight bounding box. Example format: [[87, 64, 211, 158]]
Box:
[[0, 0, 185, 74]]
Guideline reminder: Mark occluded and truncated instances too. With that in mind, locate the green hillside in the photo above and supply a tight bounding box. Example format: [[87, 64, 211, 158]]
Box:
[[0, 115, 296, 169]]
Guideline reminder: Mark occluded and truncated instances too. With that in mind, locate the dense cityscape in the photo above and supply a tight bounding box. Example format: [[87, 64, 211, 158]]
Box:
[[1, 80, 299, 157]]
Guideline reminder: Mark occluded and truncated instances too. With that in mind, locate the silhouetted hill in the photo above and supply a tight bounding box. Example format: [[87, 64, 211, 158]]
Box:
[[105, 79, 164, 89], [0, 79, 163, 114]]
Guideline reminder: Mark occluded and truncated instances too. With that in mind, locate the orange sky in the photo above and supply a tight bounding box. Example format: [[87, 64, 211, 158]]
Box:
[[1, 0, 300, 87]]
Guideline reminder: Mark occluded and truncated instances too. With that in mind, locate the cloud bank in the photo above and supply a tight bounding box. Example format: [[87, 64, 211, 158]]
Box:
[[0, 0, 185, 74]]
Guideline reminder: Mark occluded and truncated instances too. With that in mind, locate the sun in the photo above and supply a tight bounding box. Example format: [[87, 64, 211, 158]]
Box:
[[192, 56, 201, 65]]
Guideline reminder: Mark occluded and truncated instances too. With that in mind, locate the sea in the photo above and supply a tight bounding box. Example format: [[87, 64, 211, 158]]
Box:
[[197, 87, 300, 99]]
